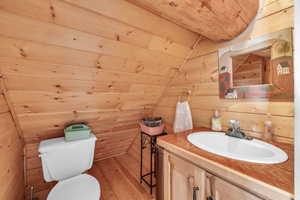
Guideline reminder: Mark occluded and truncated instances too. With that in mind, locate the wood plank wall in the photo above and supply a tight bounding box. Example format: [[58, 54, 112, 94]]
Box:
[[0, 0, 198, 197], [0, 81, 24, 200], [154, 0, 294, 143]]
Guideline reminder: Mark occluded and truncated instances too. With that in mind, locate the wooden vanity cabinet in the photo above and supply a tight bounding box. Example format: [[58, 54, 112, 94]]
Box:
[[163, 151, 206, 200], [163, 151, 264, 200], [206, 174, 263, 200]]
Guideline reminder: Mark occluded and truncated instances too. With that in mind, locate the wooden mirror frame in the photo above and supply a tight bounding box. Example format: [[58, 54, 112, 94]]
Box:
[[218, 28, 293, 101]]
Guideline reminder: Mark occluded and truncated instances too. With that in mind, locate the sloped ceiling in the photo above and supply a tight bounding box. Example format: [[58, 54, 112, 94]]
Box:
[[127, 0, 259, 41], [0, 0, 200, 192], [0, 0, 198, 161]]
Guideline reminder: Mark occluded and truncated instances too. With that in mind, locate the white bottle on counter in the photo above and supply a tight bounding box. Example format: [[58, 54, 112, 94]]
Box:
[[211, 110, 222, 131]]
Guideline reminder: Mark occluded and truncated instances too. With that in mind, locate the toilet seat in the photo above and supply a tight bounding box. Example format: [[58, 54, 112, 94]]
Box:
[[47, 174, 100, 200]]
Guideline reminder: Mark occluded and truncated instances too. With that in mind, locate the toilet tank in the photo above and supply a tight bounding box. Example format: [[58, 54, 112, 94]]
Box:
[[38, 134, 97, 182]]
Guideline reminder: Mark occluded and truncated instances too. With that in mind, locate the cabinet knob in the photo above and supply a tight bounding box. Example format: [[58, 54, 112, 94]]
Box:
[[207, 196, 215, 200], [193, 186, 199, 200]]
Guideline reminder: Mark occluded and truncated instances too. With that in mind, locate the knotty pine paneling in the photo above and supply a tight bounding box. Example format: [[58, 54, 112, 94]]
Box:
[[154, 0, 294, 144], [61, 0, 198, 47], [127, 0, 258, 41], [0, 91, 24, 200], [0, 11, 186, 65], [0, 0, 198, 197]]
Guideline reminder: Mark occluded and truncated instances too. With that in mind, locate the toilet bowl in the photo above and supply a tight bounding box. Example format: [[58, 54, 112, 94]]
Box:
[[39, 134, 100, 200]]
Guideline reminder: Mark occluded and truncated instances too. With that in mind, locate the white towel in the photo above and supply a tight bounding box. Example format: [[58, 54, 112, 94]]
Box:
[[173, 101, 193, 133]]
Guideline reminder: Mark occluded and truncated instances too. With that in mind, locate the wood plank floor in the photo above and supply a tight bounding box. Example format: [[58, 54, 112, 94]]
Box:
[[33, 154, 155, 200]]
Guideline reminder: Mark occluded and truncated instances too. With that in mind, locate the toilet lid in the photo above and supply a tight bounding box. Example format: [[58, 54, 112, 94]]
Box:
[[47, 174, 100, 200]]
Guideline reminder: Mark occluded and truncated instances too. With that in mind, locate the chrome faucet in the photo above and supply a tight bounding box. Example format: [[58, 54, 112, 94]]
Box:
[[226, 120, 252, 140]]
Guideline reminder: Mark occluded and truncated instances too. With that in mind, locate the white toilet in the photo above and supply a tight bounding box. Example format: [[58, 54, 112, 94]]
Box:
[[38, 134, 100, 200]]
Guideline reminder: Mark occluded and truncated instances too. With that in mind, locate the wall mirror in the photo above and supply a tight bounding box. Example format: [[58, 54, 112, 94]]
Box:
[[218, 28, 293, 101]]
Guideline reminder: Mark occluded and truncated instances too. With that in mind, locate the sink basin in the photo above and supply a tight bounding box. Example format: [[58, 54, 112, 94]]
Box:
[[187, 132, 288, 164]]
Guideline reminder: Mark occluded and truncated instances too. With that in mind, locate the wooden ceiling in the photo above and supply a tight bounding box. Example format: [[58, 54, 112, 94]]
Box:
[[127, 0, 259, 42]]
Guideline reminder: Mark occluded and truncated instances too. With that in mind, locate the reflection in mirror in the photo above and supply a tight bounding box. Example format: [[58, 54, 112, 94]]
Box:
[[218, 28, 293, 100], [232, 48, 272, 87]]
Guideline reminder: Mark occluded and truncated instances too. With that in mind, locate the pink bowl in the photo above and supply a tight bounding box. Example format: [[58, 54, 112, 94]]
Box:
[[139, 122, 165, 136]]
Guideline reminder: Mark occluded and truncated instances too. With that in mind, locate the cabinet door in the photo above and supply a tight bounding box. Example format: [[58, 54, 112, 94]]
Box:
[[206, 174, 263, 200], [163, 152, 206, 200]]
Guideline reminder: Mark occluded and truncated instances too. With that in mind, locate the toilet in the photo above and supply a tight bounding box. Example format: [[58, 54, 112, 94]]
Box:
[[38, 134, 100, 200]]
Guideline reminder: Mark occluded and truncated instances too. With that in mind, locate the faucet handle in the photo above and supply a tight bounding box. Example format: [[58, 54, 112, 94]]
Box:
[[229, 120, 240, 129]]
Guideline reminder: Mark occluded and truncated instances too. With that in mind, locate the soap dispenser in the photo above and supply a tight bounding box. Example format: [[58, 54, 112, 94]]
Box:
[[211, 110, 222, 131]]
